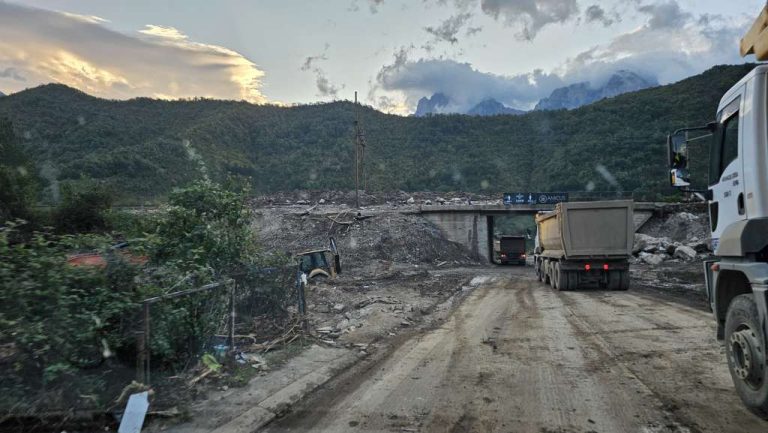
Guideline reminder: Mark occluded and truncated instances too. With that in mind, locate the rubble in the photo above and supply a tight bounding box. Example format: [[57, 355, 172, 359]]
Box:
[[255, 207, 478, 273], [632, 209, 712, 267], [639, 252, 665, 266], [673, 245, 697, 261]]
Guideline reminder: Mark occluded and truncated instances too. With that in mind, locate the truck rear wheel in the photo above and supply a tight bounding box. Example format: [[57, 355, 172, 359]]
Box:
[[543, 260, 551, 285], [557, 267, 573, 291], [552, 262, 561, 290], [608, 270, 629, 291], [725, 294, 768, 419], [567, 271, 578, 290], [536, 264, 544, 282], [618, 270, 630, 291]]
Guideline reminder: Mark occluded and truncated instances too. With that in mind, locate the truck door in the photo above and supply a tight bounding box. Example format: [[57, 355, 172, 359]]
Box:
[[710, 95, 746, 246]]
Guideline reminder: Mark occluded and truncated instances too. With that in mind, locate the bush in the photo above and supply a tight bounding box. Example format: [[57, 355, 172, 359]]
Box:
[[0, 118, 39, 222], [149, 179, 259, 277], [0, 180, 293, 414], [0, 223, 139, 409], [53, 181, 114, 233]]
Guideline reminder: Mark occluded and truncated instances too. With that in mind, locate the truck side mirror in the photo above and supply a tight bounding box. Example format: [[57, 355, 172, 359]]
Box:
[[667, 132, 690, 187]]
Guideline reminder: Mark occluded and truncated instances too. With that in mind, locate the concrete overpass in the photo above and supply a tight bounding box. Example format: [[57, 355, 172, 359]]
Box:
[[419, 203, 662, 262]]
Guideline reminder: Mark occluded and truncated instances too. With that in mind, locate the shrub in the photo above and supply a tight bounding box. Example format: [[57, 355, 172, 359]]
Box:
[[54, 181, 114, 233], [0, 223, 139, 409], [0, 118, 39, 222]]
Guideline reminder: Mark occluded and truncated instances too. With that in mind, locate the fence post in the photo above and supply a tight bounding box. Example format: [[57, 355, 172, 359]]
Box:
[[229, 280, 236, 358], [296, 272, 308, 332], [143, 302, 151, 385], [135, 329, 145, 383]]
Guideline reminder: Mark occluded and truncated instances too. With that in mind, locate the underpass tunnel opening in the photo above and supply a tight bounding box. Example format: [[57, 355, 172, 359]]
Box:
[[487, 214, 537, 265]]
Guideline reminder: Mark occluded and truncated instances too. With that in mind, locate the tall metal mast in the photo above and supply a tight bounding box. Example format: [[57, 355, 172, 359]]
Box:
[[353, 91, 367, 208]]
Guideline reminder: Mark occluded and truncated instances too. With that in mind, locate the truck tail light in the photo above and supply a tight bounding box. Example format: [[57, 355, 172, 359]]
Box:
[[585, 264, 591, 271], [603, 264, 609, 270], [521, 254, 526, 258]]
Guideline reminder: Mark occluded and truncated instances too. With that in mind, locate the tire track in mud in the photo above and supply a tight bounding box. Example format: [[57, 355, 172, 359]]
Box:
[[264, 270, 767, 433], [553, 284, 766, 433], [555, 290, 703, 433]]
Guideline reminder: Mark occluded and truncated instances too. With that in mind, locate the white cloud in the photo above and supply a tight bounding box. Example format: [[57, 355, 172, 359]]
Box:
[[584, 4, 616, 27], [300, 44, 343, 99], [480, 0, 579, 40], [424, 13, 474, 44], [0, 3, 268, 103], [372, 0, 750, 114], [373, 55, 565, 113]]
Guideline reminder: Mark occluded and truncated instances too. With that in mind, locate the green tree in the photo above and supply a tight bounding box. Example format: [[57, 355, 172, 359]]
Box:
[[0, 118, 38, 222], [54, 181, 114, 233]]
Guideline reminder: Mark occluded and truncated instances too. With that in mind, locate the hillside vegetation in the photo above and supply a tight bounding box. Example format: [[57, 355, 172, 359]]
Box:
[[0, 64, 754, 203]]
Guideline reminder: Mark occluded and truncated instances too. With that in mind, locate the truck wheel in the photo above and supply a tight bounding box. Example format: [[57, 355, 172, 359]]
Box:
[[606, 270, 620, 290], [725, 294, 768, 418], [618, 270, 630, 291], [558, 270, 572, 291], [608, 270, 628, 291], [543, 261, 551, 285], [552, 262, 561, 290], [565, 271, 578, 291]]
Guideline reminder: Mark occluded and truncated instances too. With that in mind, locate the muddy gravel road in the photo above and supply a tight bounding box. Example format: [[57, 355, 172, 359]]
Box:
[[263, 267, 768, 433]]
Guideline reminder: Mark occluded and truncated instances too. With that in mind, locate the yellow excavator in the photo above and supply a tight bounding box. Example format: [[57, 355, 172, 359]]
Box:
[[295, 237, 341, 280]]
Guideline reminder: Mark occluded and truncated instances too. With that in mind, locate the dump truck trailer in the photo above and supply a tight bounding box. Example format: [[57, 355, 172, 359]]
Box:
[[534, 200, 634, 291]]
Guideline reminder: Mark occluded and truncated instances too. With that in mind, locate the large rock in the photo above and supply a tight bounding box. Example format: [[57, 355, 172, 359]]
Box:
[[639, 252, 665, 266], [633, 234, 672, 255], [673, 245, 697, 261]]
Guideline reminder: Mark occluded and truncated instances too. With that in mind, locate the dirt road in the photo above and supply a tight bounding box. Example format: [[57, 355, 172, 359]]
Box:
[[264, 267, 768, 432]]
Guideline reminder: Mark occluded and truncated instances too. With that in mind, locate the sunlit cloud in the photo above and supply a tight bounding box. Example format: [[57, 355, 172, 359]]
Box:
[[59, 11, 110, 24], [0, 3, 268, 103], [138, 24, 189, 41]]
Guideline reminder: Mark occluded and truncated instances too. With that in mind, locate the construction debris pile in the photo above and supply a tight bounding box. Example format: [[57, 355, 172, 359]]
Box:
[[629, 209, 712, 296], [631, 211, 711, 265], [304, 270, 472, 346], [255, 208, 478, 272], [251, 190, 496, 208]]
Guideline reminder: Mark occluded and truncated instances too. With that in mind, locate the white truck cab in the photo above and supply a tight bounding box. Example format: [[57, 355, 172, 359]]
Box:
[[668, 64, 768, 417]]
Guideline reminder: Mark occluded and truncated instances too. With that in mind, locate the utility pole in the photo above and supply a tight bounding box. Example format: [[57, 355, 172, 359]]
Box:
[[353, 91, 367, 208]]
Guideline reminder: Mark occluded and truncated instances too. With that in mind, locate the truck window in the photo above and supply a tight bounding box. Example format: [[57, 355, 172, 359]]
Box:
[[720, 114, 739, 176], [710, 97, 740, 185]]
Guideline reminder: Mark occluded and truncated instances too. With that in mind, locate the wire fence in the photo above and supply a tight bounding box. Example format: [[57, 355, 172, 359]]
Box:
[[0, 265, 299, 427]]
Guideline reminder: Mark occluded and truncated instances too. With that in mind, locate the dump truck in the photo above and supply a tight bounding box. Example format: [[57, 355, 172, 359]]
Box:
[[533, 200, 634, 291], [498, 235, 526, 265], [662, 4, 768, 416]]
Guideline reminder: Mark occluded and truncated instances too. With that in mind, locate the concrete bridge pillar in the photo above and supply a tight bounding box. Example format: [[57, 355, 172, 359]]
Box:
[[423, 213, 490, 262]]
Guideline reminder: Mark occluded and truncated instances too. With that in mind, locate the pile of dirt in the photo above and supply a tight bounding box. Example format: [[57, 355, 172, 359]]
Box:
[[639, 209, 709, 243], [254, 208, 478, 272], [631, 207, 712, 297]]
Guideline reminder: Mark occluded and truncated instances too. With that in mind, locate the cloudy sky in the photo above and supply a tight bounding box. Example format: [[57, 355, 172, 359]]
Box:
[[0, 0, 761, 114]]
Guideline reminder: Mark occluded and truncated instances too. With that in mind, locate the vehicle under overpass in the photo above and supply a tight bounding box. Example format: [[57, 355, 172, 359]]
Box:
[[419, 203, 660, 263]]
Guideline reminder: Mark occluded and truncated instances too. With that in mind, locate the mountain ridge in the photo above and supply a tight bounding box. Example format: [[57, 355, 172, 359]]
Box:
[[535, 70, 657, 111], [0, 64, 754, 202]]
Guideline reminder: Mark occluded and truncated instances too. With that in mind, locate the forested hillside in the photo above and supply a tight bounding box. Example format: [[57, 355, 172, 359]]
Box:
[[0, 64, 754, 203]]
